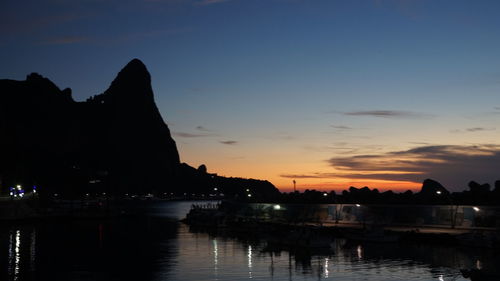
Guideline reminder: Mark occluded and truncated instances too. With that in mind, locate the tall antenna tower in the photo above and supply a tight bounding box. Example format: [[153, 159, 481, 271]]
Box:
[[293, 180, 296, 192]]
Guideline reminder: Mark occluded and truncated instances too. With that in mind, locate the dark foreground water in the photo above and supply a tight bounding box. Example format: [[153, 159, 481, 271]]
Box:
[[1, 201, 498, 281]]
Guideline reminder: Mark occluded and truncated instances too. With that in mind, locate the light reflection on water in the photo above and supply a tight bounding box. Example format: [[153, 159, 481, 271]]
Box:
[[172, 223, 473, 281], [0, 201, 497, 281]]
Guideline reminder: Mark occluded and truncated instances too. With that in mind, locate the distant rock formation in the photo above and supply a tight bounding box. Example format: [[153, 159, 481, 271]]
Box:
[[418, 179, 449, 195], [0, 59, 279, 198]]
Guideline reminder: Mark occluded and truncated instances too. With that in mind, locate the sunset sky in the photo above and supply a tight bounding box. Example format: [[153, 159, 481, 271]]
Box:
[[2, 0, 500, 192]]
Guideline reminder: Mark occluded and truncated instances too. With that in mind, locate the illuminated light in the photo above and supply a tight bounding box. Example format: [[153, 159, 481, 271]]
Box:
[[10, 192, 13, 196], [356, 204, 361, 207], [323, 193, 328, 197], [102, 192, 106, 195], [16, 185, 21, 189], [86, 193, 90, 196], [357, 245, 363, 259], [324, 258, 329, 278], [438, 275, 444, 281], [248, 245, 253, 278], [14, 194, 17, 198], [436, 191, 442, 195], [33, 190, 36, 193], [14, 230, 21, 277], [247, 194, 252, 197], [476, 260, 482, 270], [214, 187, 218, 191], [54, 193, 58, 197], [473, 207, 480, 212], [19, 193, 24, 197], [213, 239, 218, 268], [273, 204, 281, 210], [246, 189, 250, 192]]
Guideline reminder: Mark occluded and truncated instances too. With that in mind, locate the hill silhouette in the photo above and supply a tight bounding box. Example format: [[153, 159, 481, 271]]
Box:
[[0, 59, 279, 199]]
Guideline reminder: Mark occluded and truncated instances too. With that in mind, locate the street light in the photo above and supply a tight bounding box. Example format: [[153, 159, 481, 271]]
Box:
[[436, 190, 457, 228]]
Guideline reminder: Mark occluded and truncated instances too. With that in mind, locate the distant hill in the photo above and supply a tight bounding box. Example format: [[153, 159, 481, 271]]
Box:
[[0, 59, 279, 198]]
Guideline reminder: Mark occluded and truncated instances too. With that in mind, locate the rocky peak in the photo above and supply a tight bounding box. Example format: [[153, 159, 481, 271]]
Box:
[[419, 178, 449, 195], [104, 59, 153, 101]]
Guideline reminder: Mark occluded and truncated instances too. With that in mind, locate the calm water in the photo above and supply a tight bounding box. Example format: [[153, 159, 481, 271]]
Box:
[[1, 201, 497, 281]]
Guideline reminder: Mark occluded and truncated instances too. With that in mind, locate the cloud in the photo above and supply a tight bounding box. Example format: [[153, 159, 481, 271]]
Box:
[[0, 12, 85, 35], [100, 27, 192, 45], [343, 110, 432, 119], [173, 132, 212, 138], [451, 127, 496, 133], [194, 0, 229, 6], [196, 125, 211, 132], [331, 125, 353, 130], [220, 140, 238, 145], [326, 144, 500, 191], [39, 36, 89, 45], [173, 126, 220, 139], [466, 127, 495, 132], [280, 174, 324, 179]]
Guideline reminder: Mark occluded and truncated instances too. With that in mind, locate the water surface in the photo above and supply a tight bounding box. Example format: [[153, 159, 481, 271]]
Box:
[[1, 201, 496, 281]]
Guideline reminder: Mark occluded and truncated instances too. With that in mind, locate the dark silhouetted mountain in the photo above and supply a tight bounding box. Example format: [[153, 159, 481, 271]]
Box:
[[0, 59, 279, 198], [419, 179, 449, 196]]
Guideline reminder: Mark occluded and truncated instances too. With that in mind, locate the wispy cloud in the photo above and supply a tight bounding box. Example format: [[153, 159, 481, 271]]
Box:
[[466, 127, 495, 132], [326, 144, 500, 190], [39, 36, 89, 45], [194, 0, 229, 6], [220, 140, 238, 145], [196, 125, 211, 132], [451, 127, 495, 133], [331, 125, 353, 130], [0, 12, 85, 35], [173, 132, 212, 138], [174, 126, 219, 138], [280, 174, 324, 179], [343, 110, 432, 119]]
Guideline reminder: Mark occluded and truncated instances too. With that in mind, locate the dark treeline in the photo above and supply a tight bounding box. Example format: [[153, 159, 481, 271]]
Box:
[[245, 179, 500, 206]]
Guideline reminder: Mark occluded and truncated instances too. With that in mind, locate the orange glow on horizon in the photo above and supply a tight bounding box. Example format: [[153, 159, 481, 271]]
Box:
[[276, 179, 421, 193]]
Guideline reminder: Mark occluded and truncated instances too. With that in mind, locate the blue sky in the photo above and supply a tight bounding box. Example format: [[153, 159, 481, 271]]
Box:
[[2, 0, 500, 191]]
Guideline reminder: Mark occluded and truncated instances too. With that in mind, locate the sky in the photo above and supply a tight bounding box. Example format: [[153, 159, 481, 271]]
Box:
[[1, 0, 500, 192]]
